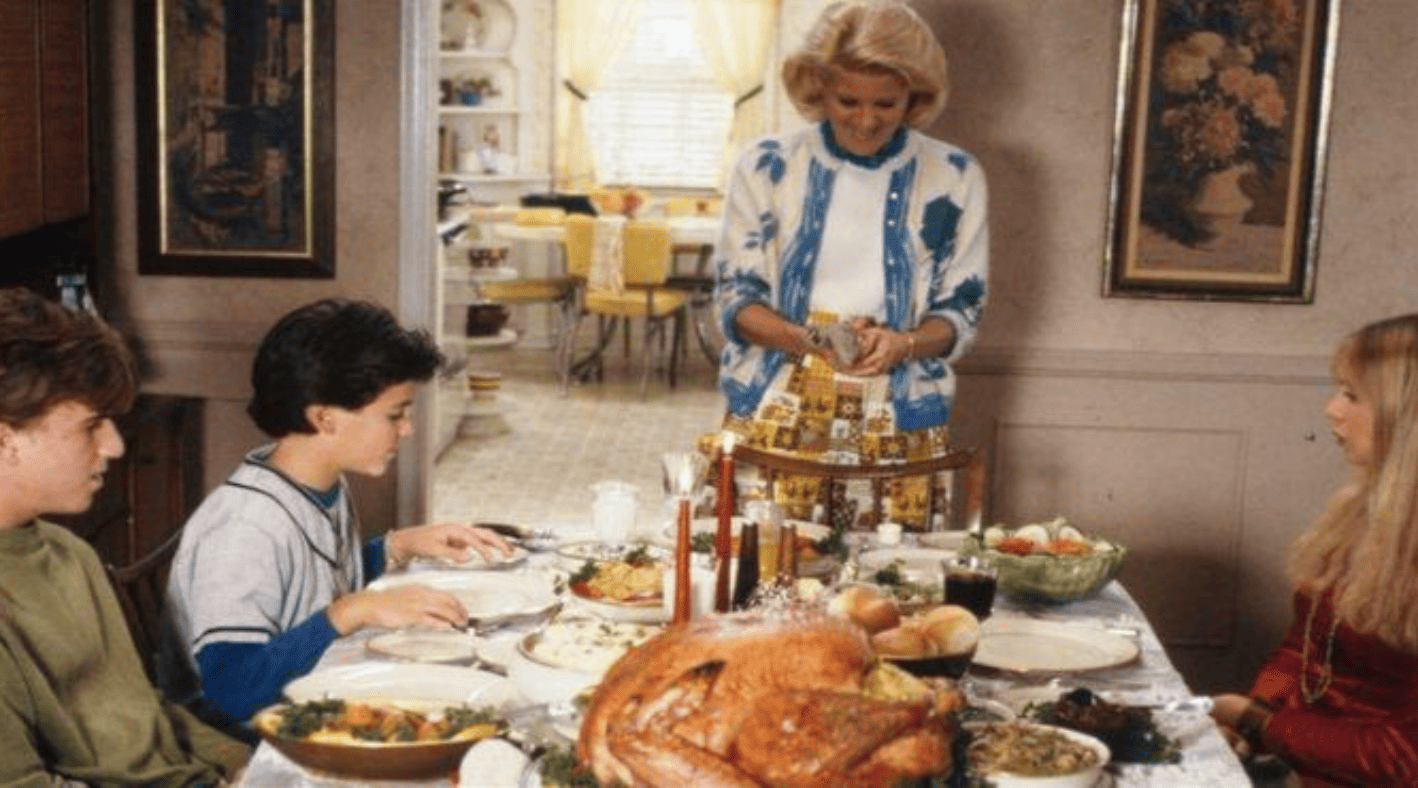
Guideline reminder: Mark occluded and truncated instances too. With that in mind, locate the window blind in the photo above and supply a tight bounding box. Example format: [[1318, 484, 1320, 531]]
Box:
[[585, 0, 732, 188]]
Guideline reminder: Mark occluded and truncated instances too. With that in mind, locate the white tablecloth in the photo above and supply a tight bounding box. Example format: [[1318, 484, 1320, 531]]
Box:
[[237, 561, 1251, 787]]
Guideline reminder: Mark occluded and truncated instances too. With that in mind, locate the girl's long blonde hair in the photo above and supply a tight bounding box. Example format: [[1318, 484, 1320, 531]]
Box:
[[1288, 313, 1418, 651]]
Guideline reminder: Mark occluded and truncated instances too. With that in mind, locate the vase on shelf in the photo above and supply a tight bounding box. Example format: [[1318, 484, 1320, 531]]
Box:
[[1189, 163, 1253, 235]]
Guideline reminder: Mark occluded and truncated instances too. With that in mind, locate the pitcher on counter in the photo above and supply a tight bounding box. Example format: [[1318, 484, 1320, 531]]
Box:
[[165, 298, 511, 741], [712, 0, 988, 528]]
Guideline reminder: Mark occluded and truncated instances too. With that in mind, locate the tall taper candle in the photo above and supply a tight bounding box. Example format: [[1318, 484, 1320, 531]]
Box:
[[672, 497, 692, 624], [714, 432, 736, 613]]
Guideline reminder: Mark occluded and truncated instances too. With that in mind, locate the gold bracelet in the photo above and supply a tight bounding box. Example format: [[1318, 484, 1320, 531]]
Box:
[[905, 333, 916, 361]]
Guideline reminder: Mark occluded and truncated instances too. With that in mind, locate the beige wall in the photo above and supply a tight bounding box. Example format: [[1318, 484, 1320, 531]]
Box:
[[103, 1, 1418, 691], [104, 2, 407, 532]]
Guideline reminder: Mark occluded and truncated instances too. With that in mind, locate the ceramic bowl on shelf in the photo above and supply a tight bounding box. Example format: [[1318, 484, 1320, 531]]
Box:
[[465, 301, 509, 337], [466, 245, 508, 269]]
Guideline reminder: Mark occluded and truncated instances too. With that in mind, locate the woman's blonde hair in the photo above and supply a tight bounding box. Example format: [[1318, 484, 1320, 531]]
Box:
[[781, 1, 948, 128], [1288, 313, 1418, 650]]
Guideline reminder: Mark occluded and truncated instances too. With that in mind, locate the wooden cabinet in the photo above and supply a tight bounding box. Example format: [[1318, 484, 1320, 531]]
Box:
[[0, 0, 88, 239]]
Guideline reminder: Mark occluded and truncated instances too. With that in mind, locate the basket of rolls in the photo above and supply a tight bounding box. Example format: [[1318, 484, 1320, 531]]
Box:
[[828, 583, 980, 678]]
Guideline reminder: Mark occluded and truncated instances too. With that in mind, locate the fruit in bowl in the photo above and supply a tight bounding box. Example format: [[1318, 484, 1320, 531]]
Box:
[[960, 517, 1126, 605]]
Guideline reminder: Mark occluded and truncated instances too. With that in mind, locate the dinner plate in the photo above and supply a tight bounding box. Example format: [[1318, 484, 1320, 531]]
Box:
[[365, 630, 480, 665], [411, 544, 529, 571], [858, 546, 956, 584], [366, 570, 560, 629], [972, 618, 1140, 674], [284, 662, 522, 708], [555, 540, 668, 570], [567, 585, 667, 623]]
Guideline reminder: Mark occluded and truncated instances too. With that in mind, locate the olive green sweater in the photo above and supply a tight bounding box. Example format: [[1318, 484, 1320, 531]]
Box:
[[0, 520, 241, 787]]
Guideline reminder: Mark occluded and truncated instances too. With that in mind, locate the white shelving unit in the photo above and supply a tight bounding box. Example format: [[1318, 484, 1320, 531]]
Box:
[[433, 0, 554, 456]]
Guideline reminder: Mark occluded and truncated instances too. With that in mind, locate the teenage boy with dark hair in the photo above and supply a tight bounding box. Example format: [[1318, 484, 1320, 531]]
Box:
[[167, 298, 508, 735], [0, 287, 247, 786]]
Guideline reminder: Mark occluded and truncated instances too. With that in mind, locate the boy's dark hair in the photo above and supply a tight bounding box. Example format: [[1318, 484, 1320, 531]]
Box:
[[247, 298, 444, 437], [0, 287, 138, 429]]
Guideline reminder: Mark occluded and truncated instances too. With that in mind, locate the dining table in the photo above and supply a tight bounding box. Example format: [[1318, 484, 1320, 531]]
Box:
[[233, 528, 1254, 788]]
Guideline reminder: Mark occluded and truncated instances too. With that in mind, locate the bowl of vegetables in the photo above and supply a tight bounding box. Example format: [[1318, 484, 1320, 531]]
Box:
[[960, 517, 1126, 605]]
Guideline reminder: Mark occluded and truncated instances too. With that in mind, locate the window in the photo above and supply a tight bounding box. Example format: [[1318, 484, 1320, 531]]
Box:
[[584, 0, 732, 189]]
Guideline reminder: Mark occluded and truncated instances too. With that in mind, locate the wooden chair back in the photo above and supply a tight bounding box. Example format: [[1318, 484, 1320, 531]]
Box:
[[727, 443, 988, 532], [105, 527, 184, 683]]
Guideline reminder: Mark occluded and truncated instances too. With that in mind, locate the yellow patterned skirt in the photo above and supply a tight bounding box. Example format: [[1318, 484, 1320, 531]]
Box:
[[709, 314, 952, 529]]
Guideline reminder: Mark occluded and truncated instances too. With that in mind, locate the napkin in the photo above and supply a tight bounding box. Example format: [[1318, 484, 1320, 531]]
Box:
[[458, 737, 531, 787]]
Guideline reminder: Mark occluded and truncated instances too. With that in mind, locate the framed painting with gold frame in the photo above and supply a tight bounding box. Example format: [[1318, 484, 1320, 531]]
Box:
[[1104, 0, 1340, 302], [135, 0, 335, 278]]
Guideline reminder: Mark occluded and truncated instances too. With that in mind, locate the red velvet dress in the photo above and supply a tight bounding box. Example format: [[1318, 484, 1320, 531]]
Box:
[[1249, 591, 1418, 787]]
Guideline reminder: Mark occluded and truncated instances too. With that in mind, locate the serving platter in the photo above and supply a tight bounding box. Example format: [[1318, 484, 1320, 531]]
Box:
[[366, 570, 559, 630], [567, 584, 666, 623], [973, 618, 1139, 674]]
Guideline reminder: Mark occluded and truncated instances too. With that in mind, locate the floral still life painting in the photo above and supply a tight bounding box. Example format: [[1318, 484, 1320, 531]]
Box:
[[1105, 0, 1339, 302]]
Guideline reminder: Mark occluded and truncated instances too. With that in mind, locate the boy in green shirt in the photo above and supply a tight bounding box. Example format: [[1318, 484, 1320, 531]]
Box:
[[0, 287, 247, 786]]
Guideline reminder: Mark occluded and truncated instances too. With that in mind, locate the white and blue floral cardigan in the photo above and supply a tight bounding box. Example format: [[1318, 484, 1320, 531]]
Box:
[[714, 122, 989, 432]]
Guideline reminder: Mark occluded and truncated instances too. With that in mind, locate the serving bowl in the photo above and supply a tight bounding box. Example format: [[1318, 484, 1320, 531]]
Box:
[[967, 721, 1110, 788], [960, 520, 1126, 605], [253, 700, 500, 780]]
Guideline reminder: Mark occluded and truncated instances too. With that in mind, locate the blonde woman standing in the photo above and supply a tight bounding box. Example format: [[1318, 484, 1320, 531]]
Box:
[[1212, 313, 1418, 787], [713, 1, 987, 527]]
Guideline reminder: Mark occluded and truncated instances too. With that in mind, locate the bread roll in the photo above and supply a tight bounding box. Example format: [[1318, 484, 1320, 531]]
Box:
[[828, 586, 900, 634], [920, 604, 980, 656], [870, 625, 931, 658]]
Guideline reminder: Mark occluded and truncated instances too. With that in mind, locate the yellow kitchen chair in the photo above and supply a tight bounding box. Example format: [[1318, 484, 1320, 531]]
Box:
[[560, 219, 688, 397], [479, 207, 576, 374]]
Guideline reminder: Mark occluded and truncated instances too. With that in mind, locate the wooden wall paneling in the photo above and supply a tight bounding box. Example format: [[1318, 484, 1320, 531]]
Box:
[[0, 0, 44, 237], [39, 0, 88, 223]]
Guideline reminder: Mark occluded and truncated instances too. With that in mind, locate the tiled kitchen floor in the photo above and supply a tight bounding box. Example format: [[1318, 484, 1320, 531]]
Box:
[[431, 343, 725, 532]]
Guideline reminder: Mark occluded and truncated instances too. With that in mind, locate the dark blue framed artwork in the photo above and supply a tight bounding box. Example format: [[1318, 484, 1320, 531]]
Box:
[[137, 0, 334, 277]]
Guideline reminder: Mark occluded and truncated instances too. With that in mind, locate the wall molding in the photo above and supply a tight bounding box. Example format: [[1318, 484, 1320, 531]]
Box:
[[960, 345, 1331, 386]]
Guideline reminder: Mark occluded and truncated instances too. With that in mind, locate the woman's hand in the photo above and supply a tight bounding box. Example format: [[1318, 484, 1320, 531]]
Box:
[[840, 323, 910, 376], [1210, 693, 1257, 757], [387, 522, 511, 566], [327, 584, 468, 635]]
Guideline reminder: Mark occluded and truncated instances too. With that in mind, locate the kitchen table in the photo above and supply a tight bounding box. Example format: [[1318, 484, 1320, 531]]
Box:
[[235, 558, 1251, 787]]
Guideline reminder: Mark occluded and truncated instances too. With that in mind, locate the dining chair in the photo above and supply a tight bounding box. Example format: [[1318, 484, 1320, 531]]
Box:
[[725, 443, 988, 533], [104, 526, 185, 683], [478, 207, 578, 372], [560, 219, 688, 397]]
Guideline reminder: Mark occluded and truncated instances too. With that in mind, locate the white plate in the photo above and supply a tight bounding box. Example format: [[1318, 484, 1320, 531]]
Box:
[[567, 587, 667, 623], [555, 540, 668, 570], [411, 545, 529, 571], [367, 570, 560, 627], [857, 546, 956, 584], [365, 630, 480, 665], [284, 663, 521, 709], [973, 618, 1140, 674]]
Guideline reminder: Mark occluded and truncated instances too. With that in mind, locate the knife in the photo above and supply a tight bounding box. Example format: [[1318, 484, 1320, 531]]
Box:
[[1145, 696, 1215, 714]]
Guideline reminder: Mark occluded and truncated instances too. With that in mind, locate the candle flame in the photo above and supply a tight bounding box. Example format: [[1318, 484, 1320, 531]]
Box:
[[720, 430, 737, 456]]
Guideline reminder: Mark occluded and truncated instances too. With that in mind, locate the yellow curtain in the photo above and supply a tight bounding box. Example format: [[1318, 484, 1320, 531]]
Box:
[[554, 0, 646, 187], [683, 0, 778, 186]]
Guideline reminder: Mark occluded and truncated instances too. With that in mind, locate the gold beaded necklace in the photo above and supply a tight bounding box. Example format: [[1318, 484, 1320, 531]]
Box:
[[1300, 594, 1340, 704]]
